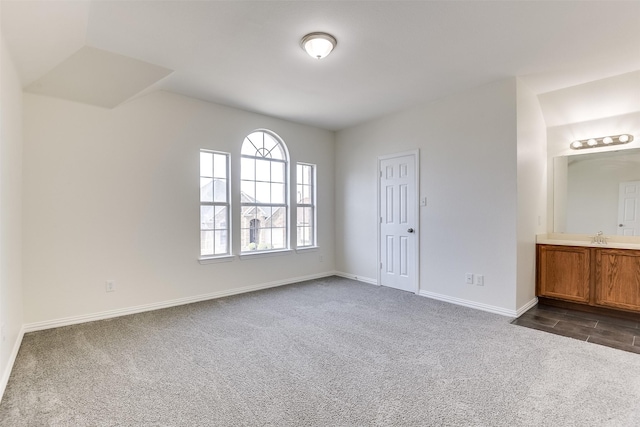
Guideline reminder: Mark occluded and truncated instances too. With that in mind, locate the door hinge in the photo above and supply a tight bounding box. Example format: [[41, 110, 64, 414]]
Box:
[[380, 216, 383, 223], [380, 262, 383, 269], [380, 170, 383, 178]]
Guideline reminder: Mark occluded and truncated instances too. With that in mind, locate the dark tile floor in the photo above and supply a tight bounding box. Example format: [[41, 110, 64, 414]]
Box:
[[512, 304, 640, 354]]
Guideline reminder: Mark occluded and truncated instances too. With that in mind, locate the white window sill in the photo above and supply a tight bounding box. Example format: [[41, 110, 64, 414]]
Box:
[[198, 255, 236, 265], [239, 249, 293, 260], [295, 246, 319, 253]]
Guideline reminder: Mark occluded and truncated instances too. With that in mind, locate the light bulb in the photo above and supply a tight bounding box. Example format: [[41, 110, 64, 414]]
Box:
[[603, 136, 613, 144], [571, 141, 582, 149], [587, 139, 597, 146], [619, 134, 629, 143]]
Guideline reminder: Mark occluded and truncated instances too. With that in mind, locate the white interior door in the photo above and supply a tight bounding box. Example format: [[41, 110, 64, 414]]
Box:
[[618, 181, 640, 236], [379, 152, 418, 293]]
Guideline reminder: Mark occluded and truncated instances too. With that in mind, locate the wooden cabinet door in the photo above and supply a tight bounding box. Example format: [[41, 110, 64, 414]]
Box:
[[537, 245, 590, 303], [595, 248, 640, 311]]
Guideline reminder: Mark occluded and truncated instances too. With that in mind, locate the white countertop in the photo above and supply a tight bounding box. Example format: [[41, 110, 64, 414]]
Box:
[[536, 234, 640, 250]]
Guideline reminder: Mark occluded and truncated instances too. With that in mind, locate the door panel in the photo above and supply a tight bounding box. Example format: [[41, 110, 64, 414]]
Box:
[[537, 245, 590, 303], [618, 181, 640, 236], [595, 249, 640, 311], [380, 153, 417, 292]]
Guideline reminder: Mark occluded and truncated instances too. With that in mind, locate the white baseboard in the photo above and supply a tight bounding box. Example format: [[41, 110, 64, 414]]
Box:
[[333, 271, 378, 286], [23, 271, 337, 333], [419, 290, 520, 317], [0, 325, 25, 400], [515, 297, 538, 317]]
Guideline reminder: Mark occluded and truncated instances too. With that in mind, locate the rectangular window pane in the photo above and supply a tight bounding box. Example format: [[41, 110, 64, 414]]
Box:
[[241, 157, 255, 180], [297, 226, 304, 247], [271, 228, 286, 249], [296, 184, 303, 203], [272, 162, 284, 183], [200, 178, 213, 202], [271, 183, 285, 204], [214, 230, 227, 255], [241, 228, 252, 251], [201, 230, 214, 255], [200, 152, 213, 178], [201, 206, 214, 230], [296, 227, 305, 247], [259, 228, 272, 250], [255, 159, 271, 182], [260, 206, 273, 221], [302, 185, 311, 204], [241, 206, 257, 223], [256, 182, 270, 203], [271, 207, 285, 227], [214, 206, 227, 230], [297, 206, 312, 226], [213, 154, 227, 179], [303, 165, 312, 185], [241, 180, 255, 200], [213, 179, 227, 203]]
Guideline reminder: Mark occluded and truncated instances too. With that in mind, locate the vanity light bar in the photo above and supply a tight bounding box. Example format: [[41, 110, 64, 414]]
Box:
[[570, 134, 634, 150]]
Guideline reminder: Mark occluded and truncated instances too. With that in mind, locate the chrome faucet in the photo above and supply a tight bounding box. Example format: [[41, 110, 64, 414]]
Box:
[[591, 231, 608, 245]]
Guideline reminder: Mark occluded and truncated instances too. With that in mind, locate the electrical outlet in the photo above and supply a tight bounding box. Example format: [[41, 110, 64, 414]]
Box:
[[105, 280, 116, 293], [476, 275, 484, 286], [465, 273, 474, 284]]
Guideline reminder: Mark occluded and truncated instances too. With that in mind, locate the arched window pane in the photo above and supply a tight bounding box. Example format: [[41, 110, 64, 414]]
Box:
[[243, 131, 285, 160]]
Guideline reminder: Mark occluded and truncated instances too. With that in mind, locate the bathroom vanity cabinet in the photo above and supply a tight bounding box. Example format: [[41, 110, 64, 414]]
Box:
[[537, 244, 640, 314]]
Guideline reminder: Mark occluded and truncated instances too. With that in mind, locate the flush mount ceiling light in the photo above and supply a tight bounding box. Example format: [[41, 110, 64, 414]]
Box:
[[570, 134, 634, 150], [300, 32, 337, 59]]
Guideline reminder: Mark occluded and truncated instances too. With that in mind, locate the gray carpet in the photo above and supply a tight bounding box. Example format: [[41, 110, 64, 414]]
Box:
[[1, 276, 640, 426]]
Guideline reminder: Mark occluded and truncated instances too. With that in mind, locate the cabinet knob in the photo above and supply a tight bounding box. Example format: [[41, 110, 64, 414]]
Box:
[[619, 224, 624, 227]]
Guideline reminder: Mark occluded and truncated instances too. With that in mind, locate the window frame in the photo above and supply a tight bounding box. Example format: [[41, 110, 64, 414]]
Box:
[[199, 149, 232, 260], [240, 130, 290, 254], [296, 162, 317, 249]]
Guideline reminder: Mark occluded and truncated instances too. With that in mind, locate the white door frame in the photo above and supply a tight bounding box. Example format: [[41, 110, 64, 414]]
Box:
[[377, 149, 420, 294]]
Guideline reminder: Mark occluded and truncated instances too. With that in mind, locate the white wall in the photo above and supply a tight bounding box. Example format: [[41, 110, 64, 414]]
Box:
[[0, 34, 24, 393], [547, 112, 640, 159], [515, 80, 547, 309], [552, 156, 568, 232], [23, 91, 335, 324], [336, 79, 521, 313]]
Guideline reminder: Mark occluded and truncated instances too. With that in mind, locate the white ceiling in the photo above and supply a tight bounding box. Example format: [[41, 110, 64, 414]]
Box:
[[538, 71, 640, 129], [2, 0, 640, 130], [25, 46, 173, 108]]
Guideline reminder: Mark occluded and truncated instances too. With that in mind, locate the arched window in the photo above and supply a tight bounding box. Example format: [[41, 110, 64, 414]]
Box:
[[240, 130, 288, 252]]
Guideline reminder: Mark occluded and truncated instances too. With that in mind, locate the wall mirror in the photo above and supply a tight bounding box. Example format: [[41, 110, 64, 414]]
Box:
[[553, 147, 640, 236]]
